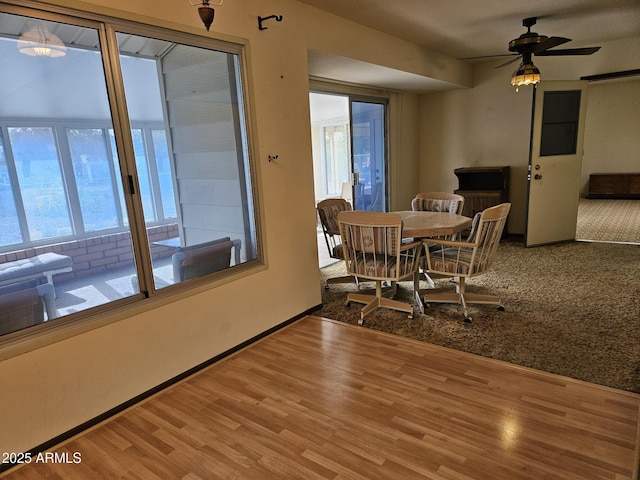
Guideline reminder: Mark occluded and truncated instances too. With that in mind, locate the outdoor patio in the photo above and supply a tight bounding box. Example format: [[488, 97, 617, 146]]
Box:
[[53, 256, 174, 318]]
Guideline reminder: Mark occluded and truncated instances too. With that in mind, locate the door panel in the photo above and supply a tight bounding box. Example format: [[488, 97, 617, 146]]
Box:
[[350, 99, 387, 212], [525, 81, 588, 247]]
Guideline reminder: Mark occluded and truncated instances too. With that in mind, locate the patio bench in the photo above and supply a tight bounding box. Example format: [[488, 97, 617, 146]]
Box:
[[0, 280, 58, 335], [0, 253, 73, 292]]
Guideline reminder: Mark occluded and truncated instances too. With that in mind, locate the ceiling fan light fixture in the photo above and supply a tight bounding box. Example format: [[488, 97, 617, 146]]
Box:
[[17, 23, 67, 58], [511, 61, 541, 92]]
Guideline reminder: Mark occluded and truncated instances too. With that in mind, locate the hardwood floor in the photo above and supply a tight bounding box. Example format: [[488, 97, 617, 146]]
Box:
[[3, 315, 639, 479]]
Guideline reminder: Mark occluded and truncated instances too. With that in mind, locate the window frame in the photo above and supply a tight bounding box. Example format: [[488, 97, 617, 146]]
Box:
[[0, 119, 178, 251], [0, 1, 264, 350]]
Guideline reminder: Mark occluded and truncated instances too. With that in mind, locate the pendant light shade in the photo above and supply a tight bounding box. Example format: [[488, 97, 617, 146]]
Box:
[[510, 61, 541, 92], [17, 23, 67, 58]]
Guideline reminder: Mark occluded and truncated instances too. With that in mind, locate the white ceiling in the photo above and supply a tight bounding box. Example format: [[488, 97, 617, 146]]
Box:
[[299, 0, 640, 92]]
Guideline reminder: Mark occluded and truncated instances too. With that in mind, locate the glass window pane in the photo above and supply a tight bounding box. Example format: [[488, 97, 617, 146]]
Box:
[[152, 129, 176, 219], [0, 9, 259, 338], [131, 128, 156, 222], [352, 101, 386, 212], [0, 135, 22, 246], [117, 32, 258, 288], [0, 12, 139, 336], [67, 128, 120, 231], [8, 127, 72, 239], [108, 130, 128, 226]]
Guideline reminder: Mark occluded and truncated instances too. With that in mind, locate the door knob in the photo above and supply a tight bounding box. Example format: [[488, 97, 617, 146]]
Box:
[[534, 174, 542, 180]]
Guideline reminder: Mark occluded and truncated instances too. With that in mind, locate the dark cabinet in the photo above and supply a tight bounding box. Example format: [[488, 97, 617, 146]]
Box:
[[454, 166, 510, 218], [588, 173, 640, 199]]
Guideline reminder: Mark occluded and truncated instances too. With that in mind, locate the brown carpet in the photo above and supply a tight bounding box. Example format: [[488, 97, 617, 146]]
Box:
[[316, 238, 640, 393]]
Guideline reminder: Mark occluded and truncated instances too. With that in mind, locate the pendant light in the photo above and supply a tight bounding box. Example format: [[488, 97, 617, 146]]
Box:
[[510, 53, 540, 92], [17, 22, 67, 58]]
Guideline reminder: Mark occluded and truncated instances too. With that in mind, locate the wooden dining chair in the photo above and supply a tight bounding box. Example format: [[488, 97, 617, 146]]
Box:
[[411, 192, 465, 214], [317, 198, 359, 289], [411, 192, 465, 238], [338, 210, 422, 325], [422, 203, 511, 322], [411, 191, 467, 287]]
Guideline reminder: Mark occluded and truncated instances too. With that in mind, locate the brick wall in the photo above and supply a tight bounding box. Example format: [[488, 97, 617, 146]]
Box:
[[0, 224, 178, 282]]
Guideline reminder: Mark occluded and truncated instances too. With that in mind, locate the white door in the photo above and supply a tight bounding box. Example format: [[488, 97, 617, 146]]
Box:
[[525, 81, 588, 247]]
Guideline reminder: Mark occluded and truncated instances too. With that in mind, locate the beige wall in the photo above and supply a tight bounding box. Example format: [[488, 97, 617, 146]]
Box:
[[582, 77, 640, 194], [418, 36, 640, 235], [0, 0, 442, 454], [1, 0, 638, 454]]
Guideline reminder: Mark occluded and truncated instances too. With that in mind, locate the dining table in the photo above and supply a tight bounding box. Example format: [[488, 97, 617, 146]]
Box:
[[394, 210, 473, 239]]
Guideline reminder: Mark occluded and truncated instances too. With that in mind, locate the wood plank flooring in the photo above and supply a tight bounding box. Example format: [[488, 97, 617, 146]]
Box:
[[3, 315, 639, 479]]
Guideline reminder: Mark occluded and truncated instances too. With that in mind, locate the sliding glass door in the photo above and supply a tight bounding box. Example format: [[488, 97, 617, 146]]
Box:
[[350, 99, 386, 212], [309, 92, 388, 212]]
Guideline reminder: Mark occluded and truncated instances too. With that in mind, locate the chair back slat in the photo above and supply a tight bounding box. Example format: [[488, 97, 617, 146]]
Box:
[[470, 203, 510, 275], [425, 203, 510, 278], [338, 211, 416, 283]]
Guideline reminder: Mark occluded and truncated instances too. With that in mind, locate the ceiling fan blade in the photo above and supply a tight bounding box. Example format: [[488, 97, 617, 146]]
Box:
[[495, 55, 522, 69], [536, 46, 601, 56], [530, 36, 571, 54], [458, 54, 514, 60]]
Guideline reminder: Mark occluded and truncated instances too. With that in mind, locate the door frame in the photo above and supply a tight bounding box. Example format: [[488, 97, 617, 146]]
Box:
[[349, 95, 389, 212], [525, 80, 588, 247], [309, 80, 391, 212]]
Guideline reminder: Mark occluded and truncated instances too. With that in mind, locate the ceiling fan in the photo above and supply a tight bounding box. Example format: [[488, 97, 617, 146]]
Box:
[[462, 17, 600, 90], [462, 17, 601, 68]]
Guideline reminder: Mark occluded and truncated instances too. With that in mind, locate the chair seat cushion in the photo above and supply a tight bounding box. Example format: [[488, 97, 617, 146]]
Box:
[[0, 253, 73, 284], [351, 253, 417, 279], [352, 254, 398, 278], [429, 246, 495, 276], [173, 238, 234, 281], [429, 248, 473, 275]]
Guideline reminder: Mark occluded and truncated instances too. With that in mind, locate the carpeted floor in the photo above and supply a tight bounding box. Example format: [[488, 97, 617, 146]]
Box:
[[316, 238, 640, 393], [577, 198, 640, 244]]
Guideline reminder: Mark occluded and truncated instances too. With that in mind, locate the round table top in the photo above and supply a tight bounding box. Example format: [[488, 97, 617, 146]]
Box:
[[394, 210, 473, 238]]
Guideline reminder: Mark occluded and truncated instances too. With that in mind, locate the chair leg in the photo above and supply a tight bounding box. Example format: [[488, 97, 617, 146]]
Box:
[[422, 272, 436, 288], [325, 275, 358, 289], [459, 278, 470, 321], [347, 281, 414, 325], [423, 277, 504, 322], [378, 297, 414, 318], [414, 271, 424, 315]]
